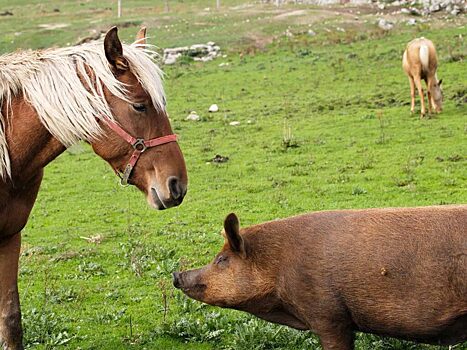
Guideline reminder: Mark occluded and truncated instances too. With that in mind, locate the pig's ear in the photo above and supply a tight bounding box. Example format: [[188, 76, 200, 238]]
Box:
[[224, 213, 245, 257]]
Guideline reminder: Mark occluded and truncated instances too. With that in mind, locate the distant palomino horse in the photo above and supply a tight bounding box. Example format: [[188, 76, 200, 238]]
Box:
[[402, 37, 443, 118], [0, 27, 187, 349]]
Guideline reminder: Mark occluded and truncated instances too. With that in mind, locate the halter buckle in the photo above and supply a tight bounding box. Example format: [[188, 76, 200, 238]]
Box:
[[120, 164, 133, 187], [132, 139, 147, 152]]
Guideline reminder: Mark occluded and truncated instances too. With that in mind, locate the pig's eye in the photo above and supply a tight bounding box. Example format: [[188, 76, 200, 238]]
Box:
[[215, 255, 228, 265]]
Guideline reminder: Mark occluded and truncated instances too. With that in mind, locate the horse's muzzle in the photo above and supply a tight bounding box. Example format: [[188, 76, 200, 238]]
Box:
[[150, 177, 186, 210]]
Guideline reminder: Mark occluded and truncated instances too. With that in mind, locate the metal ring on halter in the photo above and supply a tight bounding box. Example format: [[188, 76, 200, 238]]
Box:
[[132, 139, 147, 152], [101, 115, 177, 186]]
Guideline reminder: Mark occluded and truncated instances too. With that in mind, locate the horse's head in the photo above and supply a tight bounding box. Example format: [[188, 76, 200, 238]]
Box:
[[431, 78, 443, 113], [90, 27, 187, 210]]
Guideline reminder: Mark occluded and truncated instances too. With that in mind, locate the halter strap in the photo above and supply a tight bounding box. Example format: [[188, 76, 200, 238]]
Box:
[[102, 115, 177, 186]]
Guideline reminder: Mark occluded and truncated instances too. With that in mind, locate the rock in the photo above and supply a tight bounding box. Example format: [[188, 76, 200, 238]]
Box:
[[229, 121, 240, 126], [407, 18, 417, 25], [284, 29, 294, 37], [308, 29, 317, 36], [450, 6, 461, 15], [163, 42, 221, 65], [401, 8, 411, 14], [164, 54, 179, 65], [429, 3, 441, 12], [0, 10, 13, 16], [186, 111, 201, 121], [209, 104, 219, 113], [377, 18, 394, 30], [409, 7, 422, 15], [76, 29, 105, 45], [377, 3, 385, 10]]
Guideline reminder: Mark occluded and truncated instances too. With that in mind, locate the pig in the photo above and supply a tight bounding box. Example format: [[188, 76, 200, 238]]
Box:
[[173, 205, 467, 350]]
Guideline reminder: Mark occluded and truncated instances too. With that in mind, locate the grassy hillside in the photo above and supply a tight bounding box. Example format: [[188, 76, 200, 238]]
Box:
[[1, 0, 466, 349]]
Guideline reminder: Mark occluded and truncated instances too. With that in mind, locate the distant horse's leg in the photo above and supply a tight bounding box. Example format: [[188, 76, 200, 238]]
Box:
[[426, 78, 433, 114], [427, 90, 432, 114], [413, 75, 426, 118], [0, 233, 23, 350], [408, 76, 416, 114]]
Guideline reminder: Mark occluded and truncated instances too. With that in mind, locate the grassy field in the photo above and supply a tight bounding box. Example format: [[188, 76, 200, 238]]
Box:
[[1, 0, 466, 349]]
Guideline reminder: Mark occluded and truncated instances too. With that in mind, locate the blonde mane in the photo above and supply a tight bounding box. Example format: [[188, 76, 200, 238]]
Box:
[[0, 40, 166, 179]]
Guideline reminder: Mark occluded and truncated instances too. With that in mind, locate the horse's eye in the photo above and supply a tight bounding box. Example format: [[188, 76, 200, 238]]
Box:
[[132, 103, 146, 113]]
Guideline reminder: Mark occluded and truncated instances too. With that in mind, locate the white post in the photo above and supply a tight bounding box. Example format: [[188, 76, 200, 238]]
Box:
[[164, 0, 169, 12], [276, 0, 280, 6], [117, 0, 122, 18], [216, 0, 220, 9]]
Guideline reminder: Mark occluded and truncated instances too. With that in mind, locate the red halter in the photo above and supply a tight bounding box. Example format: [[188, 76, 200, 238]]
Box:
[[102, 116, 178, 186]]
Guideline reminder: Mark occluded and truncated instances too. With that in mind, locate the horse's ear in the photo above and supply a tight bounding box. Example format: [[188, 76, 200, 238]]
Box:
[[135, 26, 147, 46], [104, 26, 128, 71], [438, 79, 443, 86]]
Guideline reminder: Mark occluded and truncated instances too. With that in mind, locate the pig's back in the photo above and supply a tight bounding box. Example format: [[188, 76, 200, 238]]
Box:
[[295, 205, 466, 343]]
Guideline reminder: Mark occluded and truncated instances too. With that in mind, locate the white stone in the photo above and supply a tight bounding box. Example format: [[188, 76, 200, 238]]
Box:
[[229, 121, 240, 126], [407, 18, 417, 25], [209, 104, 219, 113], [378, 18, 394, 30], [410, 7, 422, 15], [164, 55, 178, 65], [429, 3, 441, 12], [186, 112, 201, 121]]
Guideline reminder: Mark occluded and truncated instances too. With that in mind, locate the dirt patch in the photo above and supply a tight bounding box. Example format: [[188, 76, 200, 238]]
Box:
[[274, 10, 308, 19], [38, 23, 69, 30]]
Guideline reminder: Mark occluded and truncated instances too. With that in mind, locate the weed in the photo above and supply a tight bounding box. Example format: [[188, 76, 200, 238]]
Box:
[[78, 261, 106, 278], [375, 110, 387, 145], [282, 119, 299, 150], [23, 308, 74, 348], [352, 187, 367, 196]]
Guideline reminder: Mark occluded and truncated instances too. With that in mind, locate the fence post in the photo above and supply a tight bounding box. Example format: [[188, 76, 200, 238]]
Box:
[[117, 0, 122, 17]]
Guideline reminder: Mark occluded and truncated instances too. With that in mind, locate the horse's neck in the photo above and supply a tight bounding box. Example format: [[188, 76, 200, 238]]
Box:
[[4, 96, 66, 186]]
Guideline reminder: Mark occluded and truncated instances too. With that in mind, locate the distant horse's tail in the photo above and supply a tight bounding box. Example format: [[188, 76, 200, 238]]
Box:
[[419, 44, 429, 72]]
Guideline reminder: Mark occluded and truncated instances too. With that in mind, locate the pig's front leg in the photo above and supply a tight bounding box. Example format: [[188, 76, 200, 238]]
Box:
[[317, 323, 354, 350]]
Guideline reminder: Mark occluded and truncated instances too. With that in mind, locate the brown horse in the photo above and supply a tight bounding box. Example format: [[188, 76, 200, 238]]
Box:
[[0, 27, 187, 349]]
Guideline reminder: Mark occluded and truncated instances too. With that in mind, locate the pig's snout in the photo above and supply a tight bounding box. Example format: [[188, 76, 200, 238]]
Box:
[[172, 271, 182, 289], [172, 269, 208, 302]]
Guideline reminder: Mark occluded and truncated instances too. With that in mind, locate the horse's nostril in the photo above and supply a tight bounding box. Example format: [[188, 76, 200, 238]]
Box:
[[168, 176, 184, 200]]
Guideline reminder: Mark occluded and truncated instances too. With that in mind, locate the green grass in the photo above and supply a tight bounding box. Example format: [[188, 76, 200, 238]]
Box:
[[1, 0, 466, 349]]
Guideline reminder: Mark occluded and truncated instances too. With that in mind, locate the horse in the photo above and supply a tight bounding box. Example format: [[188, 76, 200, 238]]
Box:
[[402, 37, 443, 118], [0, 27, 188, 349]]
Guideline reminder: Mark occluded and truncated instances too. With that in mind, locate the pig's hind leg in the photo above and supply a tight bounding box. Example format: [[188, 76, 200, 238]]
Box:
[[317, 323, 354, 350]]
